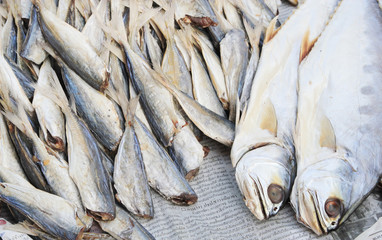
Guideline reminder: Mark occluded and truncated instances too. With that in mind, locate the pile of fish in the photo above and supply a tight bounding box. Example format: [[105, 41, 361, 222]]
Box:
[[0, 0, 380, 238]]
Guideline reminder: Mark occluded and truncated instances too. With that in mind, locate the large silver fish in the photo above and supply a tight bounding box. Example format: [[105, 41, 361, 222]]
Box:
[[291, 0, 382, 235], [231, 0, 340, 220]]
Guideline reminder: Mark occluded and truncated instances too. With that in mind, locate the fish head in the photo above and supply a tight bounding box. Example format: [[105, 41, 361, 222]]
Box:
[[235, 144, 295, 220], [293, 158, 354, 235]]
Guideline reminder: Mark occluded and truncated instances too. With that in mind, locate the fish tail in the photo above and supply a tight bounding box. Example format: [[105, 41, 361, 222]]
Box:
[[126, 96, 140, 125]]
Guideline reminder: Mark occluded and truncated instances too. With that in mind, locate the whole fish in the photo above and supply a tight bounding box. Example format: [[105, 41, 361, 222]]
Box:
[[231, 0, 340, 220], [33, 59, 66, 152], [8, 124, 50, 192], [179, 27, 226, 118], [134, 117, 198, 205], [114, 99, 153, 219], [98, 206, 156, 240], [291, 0, 382, 235], [61, 63, 124, 151], [220, 29, 248, 122], [35, 0, 109, 92], [193, 31, 228, 109], [0, 183, 85, 240]]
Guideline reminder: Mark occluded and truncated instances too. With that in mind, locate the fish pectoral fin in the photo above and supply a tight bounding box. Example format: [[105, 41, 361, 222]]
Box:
[[264, 16, 280, 44], [259, 99, 277, 136], [319, 115, 336, 151], [299, 29, 318, 63]]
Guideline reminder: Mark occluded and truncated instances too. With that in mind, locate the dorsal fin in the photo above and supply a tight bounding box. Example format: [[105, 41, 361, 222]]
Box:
[[260, 99, 277, 136], [299, 29, 318, 63], [319, 115, 336, 151], [264, 16, 280, 44]]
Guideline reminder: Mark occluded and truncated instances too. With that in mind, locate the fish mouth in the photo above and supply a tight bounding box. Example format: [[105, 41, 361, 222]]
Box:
[[239, 174, 285, 220], [298, 190, 343, 235]]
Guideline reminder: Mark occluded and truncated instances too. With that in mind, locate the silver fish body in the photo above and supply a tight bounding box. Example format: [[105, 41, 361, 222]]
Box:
[[8, 125, 50, 192], [61, 64, 124, 151], [190, 46, 226, 118], [193, 32, 228, 109], [66, 114, 116, 221], [0, 183, 85, 240], [291, 0, 382, 235], [36, 1, 109, 92], [33, 59, 66, 152], [114, 117, 153, 219], [1, 13, 17, 63], [0, 115, 27, 180], [220, 29, 248, 122], [134, 117, 198, 205], [98, 206, 156, 240], [21, 6, 48, 65]]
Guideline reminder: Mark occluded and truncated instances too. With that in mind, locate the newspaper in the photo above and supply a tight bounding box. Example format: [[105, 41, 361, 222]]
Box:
[[355, 217, 382, 240], [140, 139, 382, 240]]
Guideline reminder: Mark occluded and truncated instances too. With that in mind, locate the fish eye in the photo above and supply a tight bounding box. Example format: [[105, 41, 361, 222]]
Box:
[[325, 198, 343, 218], [267, 184, 284, 204]]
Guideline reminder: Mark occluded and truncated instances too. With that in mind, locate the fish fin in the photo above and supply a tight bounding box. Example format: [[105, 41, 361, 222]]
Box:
[[135, 7, 161, 34], [259, 99, 277, 136], [264, 16, 279, 44], [319, 115, 336, 151], [93, 1, 127, 46], [299, 29, 317, 63]]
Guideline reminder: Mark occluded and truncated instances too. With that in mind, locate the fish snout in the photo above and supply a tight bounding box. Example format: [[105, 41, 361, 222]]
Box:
[[235, 146, 292, 220]]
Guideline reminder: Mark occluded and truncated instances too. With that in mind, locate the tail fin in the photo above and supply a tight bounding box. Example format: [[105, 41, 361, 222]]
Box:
[[126, 95, 140, 126]]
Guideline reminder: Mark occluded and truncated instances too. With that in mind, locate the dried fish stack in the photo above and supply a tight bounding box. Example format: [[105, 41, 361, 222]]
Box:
[[0, 0, 379, 238]]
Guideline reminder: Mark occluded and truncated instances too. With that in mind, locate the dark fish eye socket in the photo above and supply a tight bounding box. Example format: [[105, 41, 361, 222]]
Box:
[[267, 184, 284, 204], [325, 198, 343, 218]]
